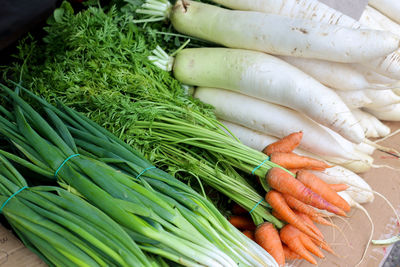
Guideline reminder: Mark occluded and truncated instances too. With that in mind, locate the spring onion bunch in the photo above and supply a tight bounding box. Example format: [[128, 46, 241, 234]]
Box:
[[0, 155, 152, 267], [4, 3, 285, 227], [0, 83, 278, 266]]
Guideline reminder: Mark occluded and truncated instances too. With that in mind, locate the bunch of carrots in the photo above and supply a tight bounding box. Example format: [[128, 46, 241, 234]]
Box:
[[229, 132, 351, 266]]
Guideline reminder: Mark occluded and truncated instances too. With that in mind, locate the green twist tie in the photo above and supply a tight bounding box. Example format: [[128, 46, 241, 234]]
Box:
[[251, 157, 270, 175], [55, 154, 80, 177], [136, 166, 156, 179], [249, 199, 264, 214], [0, 186, 28, 213]]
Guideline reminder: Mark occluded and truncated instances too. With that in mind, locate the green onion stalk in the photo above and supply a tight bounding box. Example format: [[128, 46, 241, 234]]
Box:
[[0, 155, 152, 267], [4, 3, 286, 227], [0, 84, 278, 267]]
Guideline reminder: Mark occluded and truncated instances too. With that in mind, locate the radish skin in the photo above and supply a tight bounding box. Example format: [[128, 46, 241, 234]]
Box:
[[334, 90, 372, 109], [363, 89, 400, 108], [281, 56, 394, 91], [369, 0, 400, 25], [173, 49, 364, 143], [169, 0, 399, 63], [352, 109, 391, 138], [360, 6, 400, 36], [364, 103, 400, 121]]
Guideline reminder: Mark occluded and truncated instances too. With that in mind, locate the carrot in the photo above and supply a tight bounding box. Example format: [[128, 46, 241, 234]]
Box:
[[297, 170, 351, 212], [311, 237, 336, 255], [294, 211, 324, 239], [266, 167, 347, 216], [287, 168, 302, 174], [232, 203, 248, 215], [270, 152, 331, 170], [280, 225, 318, 265], [282, 193, 322, 218], [242, 230, 255, 240], [329, 183, 350, 192], [263, 131, 303, 156], [254, 222, 285, 266], [265, 190, 323, 242], [298, 231, 325, 259], [309, 214, 335, 227], [283, 244, 302, 260], [228, 215, 256, 231]]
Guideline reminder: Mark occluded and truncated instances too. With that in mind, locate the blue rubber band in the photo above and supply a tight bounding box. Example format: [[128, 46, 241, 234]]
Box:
[[251, 157, 270, 175], [136, 166, 156, 179], [0, 186, 28, 213], [55, 154, 80, 177], [249, 199, 264, 214]]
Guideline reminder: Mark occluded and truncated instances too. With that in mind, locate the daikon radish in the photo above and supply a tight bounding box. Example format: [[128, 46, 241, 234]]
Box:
[[210, 0, 360, 28], [281, 56, 394, 91], [352, 109, 391, 138], [219, 120, 373, 173], [369, 0, 400, 25], [363, 89, 400, 108], [354, 142, 376, 156], [195, 87, 362, 158], [160, 48, 365, 143], [139, 0, 400, 63], [352, 64, 400, 85], [364, 103, 400, 121], [205, 0, 400, 80], [335, 90, 372, 109], [360, 6, 400, 36]]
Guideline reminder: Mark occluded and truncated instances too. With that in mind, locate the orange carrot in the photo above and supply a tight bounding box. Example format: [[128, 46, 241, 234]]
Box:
[[329, 183, 349, 192], [298, 232, 325, 259], [232, 203, 248, 215], [228, 216, 256, 231], [266, 167, 347, 216], [255, 222, 285, 266], [282, 195, 334, 226], [280, 225, 318, 265], [288, 168, 302, 174], [309, 214, 335, 227], [310, 237, 336, 255], [263, 131, 303, 156], [242, 230, 255, 240], [270, 152, 331, 170], [297, 170, 351, 212], [265, 190, 323, 242], [283, 244, 302, 260], [283, 194, 322, 218], [294, 211, 324, 239]]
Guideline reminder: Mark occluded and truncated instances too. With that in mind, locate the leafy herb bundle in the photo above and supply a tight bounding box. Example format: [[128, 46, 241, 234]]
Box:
[[3, 2, 281, 226]]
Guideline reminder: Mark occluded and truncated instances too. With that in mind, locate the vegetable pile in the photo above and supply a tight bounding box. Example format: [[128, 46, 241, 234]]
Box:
[[1, 0, 400, 266]]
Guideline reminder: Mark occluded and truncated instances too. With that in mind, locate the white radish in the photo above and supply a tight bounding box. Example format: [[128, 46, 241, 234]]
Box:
[[281, 56, 394, 91], [352, 109, 391, 138], [369, 0, 400, 25], [166, 48, 365, 143], [219, 120, 373, 173], [360, 5, 400, 36], [206, 0, 400, 80], [335, 90, 372, 109], [363, 89, 400, 108], [364, 103, 400, 121], [139, 0, 400, 63], [170, 1, 399, 63], [351, 64, 400, 85], [195, 87, 364, 158], [210, 0, 361, 28]]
